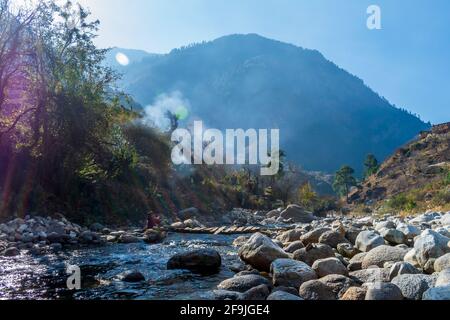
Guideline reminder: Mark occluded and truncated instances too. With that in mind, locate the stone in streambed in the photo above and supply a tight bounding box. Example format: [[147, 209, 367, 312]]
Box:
[[167, 249, 221, 274]]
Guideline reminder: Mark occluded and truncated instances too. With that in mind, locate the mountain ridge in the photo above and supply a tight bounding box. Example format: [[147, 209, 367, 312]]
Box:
[[107, 34, 431, 175]]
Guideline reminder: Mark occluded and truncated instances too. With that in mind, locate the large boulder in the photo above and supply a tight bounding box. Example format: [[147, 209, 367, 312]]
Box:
[[167, 249, 221, 274], [267, 291, 303, 300], [318, 231, 349, 248], [374, 221, 396, 232], [350, 268, 390, 283], [361, 245, 408, 269], [365, 282, 403, 300], [217, 275, 270, 293], [341, 287, 367, 300], [436, 269, 450, 287], [300, 228, 331, 246], [318, 274, 359, 299], [355, 231, 385, 252], [380, 228, 406, 245], [284, 241, 305, 253], [271, 259, 317, 288], [279, 205, 315, 223], [440, 213, 450, 226], [143, 229, 166, 244], [240, 285, 271, 301], [312, 257, 348, 277], [337, 243, 359, 259], [434, 253, 450, 272], [422, 286, 450, 300], [299, 280, 336, 300], [389, 262, 421, 280], [238, 233, 289, 271], [392, 274, 437, 300], [396, 223, 421, 240], [293, 243, 335, 266], [411, 229, 450, 268], [276, 229, 303, 244], [348, 252, 367, 271]]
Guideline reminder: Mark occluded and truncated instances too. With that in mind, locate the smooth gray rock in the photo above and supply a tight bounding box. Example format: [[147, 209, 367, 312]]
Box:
[[299, 280, 336, 300], [217, 275, 270, 293], [350, 268, 390, 283], [355, 231, 384, 252], [239, 233, 289, 271], [312, 257, 348, 277], [365, 282, 403, 300], [267, 291, 303, 300], [293, 243, 335, 266], [380, 228, 406, 245], [434, 253, 450, 272], [389, 262, 421, 280], [412, 229, 450, 268], [271, 258, 317, 288], [361, 245, 408, 269], [422, 285, 450, 300]]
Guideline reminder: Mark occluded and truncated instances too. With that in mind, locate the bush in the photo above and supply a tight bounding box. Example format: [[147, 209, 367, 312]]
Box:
[[387, 193, 417, 211]]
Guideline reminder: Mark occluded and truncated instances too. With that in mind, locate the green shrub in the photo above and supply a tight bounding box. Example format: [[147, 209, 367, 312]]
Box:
[[387, 193, 417, 211]]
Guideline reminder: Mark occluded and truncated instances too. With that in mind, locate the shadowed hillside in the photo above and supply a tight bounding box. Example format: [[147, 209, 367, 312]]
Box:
[[108, 34, 430, 175]]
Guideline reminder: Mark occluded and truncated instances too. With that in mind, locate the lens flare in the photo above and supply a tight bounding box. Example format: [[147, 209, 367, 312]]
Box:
[[175, 105, 189, 120], [115, 52, 130, 66]]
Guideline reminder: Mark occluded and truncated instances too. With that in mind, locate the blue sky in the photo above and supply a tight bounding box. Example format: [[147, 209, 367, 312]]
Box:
[[79, 0, 450, 124]]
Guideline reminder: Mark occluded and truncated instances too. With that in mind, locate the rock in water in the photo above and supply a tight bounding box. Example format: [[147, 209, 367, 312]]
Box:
[[121, 271, 145, 282], [238, 233, 289, 271], [217, 275, 270, 293], [167, 249, 222, 274], [355, 231, 384, 252], [279, 205, 315, 223], [143, 229, 166, 244], [2, 247, 20, 257], [271, 259, 317, 288]]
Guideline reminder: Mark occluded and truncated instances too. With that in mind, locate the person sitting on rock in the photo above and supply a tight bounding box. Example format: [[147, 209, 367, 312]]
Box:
[[147, 211, 161, 230]]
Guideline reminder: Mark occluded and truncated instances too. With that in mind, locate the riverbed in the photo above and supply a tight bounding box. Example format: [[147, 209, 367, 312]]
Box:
[[0, 233, 241, 300]]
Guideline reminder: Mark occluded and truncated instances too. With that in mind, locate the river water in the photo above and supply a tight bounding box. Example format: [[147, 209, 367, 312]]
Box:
[[0, 233, 241, 300]]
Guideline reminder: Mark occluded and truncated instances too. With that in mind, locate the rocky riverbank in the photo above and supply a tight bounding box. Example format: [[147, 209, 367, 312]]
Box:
[[167, 210, 450, 300], [0, 215, 167, 257]]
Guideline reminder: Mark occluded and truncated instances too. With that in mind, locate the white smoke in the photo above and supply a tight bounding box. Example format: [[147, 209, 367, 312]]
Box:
[[141, 91, 191, 132]]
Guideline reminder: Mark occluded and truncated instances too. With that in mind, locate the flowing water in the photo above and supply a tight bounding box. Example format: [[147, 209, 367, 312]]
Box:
[[0, 233, 241, 300]]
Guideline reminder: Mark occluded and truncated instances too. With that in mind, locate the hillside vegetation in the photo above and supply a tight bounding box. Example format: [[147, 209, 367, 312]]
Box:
[[350, 123, 450, 214]]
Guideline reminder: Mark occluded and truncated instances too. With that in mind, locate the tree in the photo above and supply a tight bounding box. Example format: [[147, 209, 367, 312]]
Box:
[[298, 182, 317, 210], [333, 165, 357, 203], [364, 154, 379, 178]]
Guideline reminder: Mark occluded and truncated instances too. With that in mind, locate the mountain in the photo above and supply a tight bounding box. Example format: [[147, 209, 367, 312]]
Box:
[[349, 122, 450, 212], [107, 34, 430, 174]]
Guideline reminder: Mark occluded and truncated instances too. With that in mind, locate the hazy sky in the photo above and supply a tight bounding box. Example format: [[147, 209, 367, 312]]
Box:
[[78, 0, 449, 124]]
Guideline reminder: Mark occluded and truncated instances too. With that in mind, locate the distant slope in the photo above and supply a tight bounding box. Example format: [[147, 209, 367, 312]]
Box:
[[107, 34, 430, 174], [350, 123, 450, 211]]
